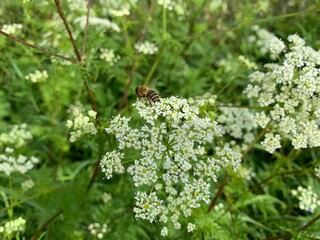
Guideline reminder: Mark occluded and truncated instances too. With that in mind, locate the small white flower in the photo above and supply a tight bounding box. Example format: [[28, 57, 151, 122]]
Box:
[[87, 223, 109, 238], [187, 223, 196, 233], [261, 133, 281, 153], [110, 8, 130, 17], [266, 36, 286, 59], [292, 186, 320, 213], [0, 217, 26, 236], [66, 104, 97, 142], [99, 48, 120, 65], [1, 23, 23, 34], [74, 16, 120, 32], [160, 226, 168, 237], [21, 179, 35, 192], [25, 70, 48, 83], [135, 41, 158, 55]]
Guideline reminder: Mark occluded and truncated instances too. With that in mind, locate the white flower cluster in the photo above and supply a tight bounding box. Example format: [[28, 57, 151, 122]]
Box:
[[249, 25, 286, 60], [0, 217, 26, 238], [0, 124, 32, 148], [25, 70, 48, 83], [66, 107, 97, 143], [74, 17, 120, 33], [101, 192, 112, 203], [157, 0, 188, 18], [292, 186, 320, 213], [101, 96, 241, 234], [135, 41, 158, 55], [243, 34, 320, 153], [100, 150, 125, 179], [238, 166, 256, 181], [67, 0, 87, 13], [0, 149, 39, 176], [217, 106, 257, 153], [213, 202, 224, 213], [88, 223, 108, 239], [188, 93, 217, 108], [1, 23, 23, 34], [101, 0, 137, 17], [99, 48, 121, 66], [187, 223, 196, 233], [238, 55, 258, 70], [21, 179, 35, 192], [110, 8, 130, 17], [0, 125, 39, 176]]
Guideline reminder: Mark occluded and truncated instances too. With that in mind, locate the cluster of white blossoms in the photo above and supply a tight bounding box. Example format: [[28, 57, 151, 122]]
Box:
[[1, 23, 23, 34], [238, 55, 258, 70], [0, 148, 39, 176], [0, 125, 39, 176], [243, 34, 320, 153], [21, 179, 35, 192], [67, 0, 87, 13], [25, 70, 48, 83], [249, 25, 286, 60], [66, 106, 97, 143], [157, 0, 188, 18], [217, 106, 257, 153], [237, 166, 256, 181], [213, 202, 225, 213], [101, 96, 241, 234], [0, 124, 32, 148], [99, 48, 121, 66], [74, 17, 120, 33], [292, 186, 320, 213], [100, 0, 137, 17], [135, 41, 159, 55], [188, 93, 216, 108], [110, 8, 130, 17], [87, 223, 108, 239], [101, 192, 112, 204], [0, 217, 26, 239]]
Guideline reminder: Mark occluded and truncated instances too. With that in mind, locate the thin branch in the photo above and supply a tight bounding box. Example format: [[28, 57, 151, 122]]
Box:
[[299, 213, 320, 232], [207, 174, 229, 212], [0, 30, 78, 63], [81, 0, 93, 57], [265, 214, 320, 240], [118, 2, 155, 111], [249, 170, 301, 192], [87, 160, 100, 191], [241, 122, 271, 160], [83, 77, 100, 126], [207, 123, 271, 212], [30, 210, 63, 240], [223, 191, 238, 239], [54, 0, 82, 62], [142, 1, 167, 86]]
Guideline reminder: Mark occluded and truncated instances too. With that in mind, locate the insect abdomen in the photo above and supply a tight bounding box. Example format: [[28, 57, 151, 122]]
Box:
[[147, 90, 160, 102]]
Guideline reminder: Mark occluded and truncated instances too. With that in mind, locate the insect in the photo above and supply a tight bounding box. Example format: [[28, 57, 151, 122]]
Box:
[[135, 85, 160, 104]]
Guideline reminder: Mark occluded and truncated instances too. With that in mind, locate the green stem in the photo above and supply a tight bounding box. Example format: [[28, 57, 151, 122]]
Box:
[[8, 176, 13, 219], [143, 2, 167, 85]]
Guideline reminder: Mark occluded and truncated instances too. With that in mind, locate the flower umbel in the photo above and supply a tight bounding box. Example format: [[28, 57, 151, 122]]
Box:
[[101, 96, 240, 233], [0, 217, 26, 239], [87, 223, 109, 239], [66, 104, 97, 142], [292, 186, 320, 213], [244, 34, 320, 153]]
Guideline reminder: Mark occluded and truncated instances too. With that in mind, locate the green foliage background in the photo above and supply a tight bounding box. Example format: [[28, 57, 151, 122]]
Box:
[[0, 0, 320, 239]]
